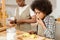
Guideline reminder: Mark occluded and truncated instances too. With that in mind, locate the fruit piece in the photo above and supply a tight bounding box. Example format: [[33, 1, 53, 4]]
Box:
[[30, 34, 37, 38], [22, 33, 30, 37]]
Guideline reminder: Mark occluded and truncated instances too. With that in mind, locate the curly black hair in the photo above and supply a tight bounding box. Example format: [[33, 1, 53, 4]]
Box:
[[31, 0, 52, 16]]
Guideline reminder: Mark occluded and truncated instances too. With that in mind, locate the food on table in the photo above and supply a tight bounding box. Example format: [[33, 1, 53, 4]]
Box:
[[22, 33, 30, 37], [30, 34, 37, 38]]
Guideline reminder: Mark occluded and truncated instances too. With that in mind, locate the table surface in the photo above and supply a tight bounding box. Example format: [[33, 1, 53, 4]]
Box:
[[0, 30, 53, 40]]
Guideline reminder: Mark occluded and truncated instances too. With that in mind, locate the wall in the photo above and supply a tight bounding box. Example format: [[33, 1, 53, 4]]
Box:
[[5, 0, 34, 17], [51, 0, 60, 18]]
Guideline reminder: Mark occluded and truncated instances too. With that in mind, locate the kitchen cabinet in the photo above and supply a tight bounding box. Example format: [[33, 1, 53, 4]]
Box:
[[0, 0, 7, 32]]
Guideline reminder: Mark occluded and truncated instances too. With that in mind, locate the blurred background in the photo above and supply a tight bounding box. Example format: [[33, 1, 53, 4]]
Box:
[[0, 0, 60, 40], [4, 0, 57, 18]]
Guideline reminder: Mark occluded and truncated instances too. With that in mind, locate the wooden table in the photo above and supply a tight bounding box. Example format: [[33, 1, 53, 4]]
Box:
[[0, 30, 53, 40]]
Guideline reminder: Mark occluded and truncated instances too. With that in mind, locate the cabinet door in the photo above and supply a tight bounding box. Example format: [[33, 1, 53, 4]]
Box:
[[0, 0, 7, 32]]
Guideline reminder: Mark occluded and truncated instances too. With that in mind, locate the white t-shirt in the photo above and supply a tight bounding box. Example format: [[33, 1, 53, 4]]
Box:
[[15, 5, 35, 17]]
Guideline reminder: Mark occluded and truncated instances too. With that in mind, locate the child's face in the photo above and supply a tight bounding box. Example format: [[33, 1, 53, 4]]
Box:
[[16, 0, 25, 6], [34, 8, 46, 19]]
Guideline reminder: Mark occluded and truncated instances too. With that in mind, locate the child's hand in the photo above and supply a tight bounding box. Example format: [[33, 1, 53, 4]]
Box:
[[10, 20, 15, 24], [37, 18, 46, 30], [28, 30, 37, 34]]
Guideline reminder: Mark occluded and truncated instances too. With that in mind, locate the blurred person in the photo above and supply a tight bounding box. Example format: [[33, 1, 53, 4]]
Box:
[[9, 0, 36, 32], [31, 0, 55, 39]]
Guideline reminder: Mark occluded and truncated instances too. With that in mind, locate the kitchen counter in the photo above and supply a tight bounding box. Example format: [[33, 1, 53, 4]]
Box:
[[0, 30, 53, 40]]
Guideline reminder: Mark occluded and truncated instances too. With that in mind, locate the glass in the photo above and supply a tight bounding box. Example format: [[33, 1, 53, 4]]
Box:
[[6, 13, 16, 40], [6, 27, 16, 40]]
